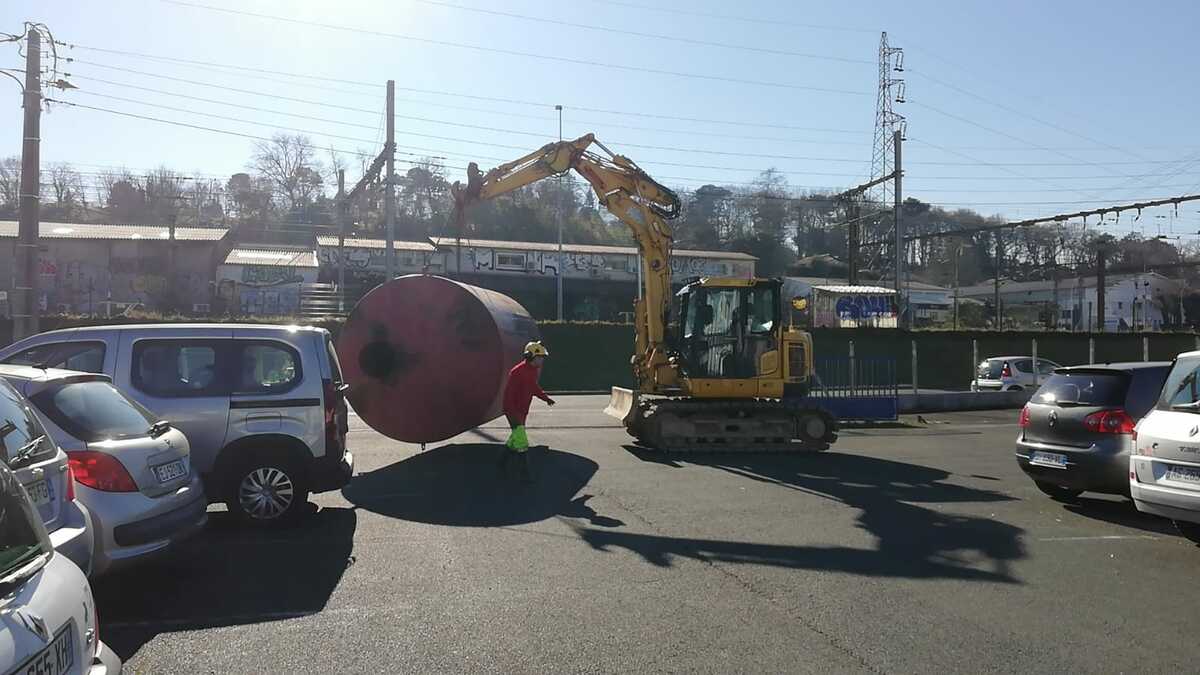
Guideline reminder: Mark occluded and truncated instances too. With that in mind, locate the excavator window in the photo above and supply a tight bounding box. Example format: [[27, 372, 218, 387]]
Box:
[[676, 284, 780, 379]]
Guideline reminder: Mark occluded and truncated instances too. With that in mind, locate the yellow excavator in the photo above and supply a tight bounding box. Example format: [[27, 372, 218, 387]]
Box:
[[451, 134, 837, 452]]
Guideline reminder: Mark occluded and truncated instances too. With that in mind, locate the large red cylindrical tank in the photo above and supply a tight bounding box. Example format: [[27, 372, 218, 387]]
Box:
[[338, 275, 540, 443]]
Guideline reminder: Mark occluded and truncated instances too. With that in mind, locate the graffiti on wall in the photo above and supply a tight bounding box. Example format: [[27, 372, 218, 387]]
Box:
[[316, 247, 438, 271], [835, 295, 895, 320], [241, 266, 304, 286]]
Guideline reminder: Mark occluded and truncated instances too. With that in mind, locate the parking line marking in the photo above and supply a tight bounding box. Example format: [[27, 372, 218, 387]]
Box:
[[1037, 535, 1159, 542]]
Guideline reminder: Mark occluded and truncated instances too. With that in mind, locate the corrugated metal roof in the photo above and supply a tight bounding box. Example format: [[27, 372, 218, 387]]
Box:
[[812, 284, 896, 295], [223, 248, 318, 268], [957, 272, 1177, 296], [315, 236, 438, 252], [428, 236, 757, 260], [0, 220, 228, 241]]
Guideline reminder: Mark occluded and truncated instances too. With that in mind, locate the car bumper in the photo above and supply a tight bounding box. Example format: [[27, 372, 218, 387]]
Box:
[[49, 500, 95, 576], [1015, 438, 1130, 494], [1130, 475, 1200, 524], [89, 641, 123, 674], [311, 449, 354, 493], [82, 473, 209, 576]]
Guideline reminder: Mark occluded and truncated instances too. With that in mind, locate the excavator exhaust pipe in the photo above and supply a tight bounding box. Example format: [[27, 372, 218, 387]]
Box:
[[604, 387, 638, 426]]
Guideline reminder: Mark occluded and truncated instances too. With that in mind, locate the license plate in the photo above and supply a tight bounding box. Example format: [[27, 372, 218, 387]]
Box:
[[16, 625, 74, 675], [1166, 465, 1200, 483], [1030, 451, 1068, 468], [153, 459, 187, 483], [24, 479, 51, 507]]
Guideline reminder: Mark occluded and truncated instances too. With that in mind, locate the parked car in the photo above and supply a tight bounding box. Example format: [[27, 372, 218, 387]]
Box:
[[1130, 351, 1200, 543], [0, 377, 93, 575], [0, 459, 121, 674], [0, 366, 208, 575], [973, 356, 1060, 392], [1016, 362, 1170, 500], [0, 325, 353, 526]]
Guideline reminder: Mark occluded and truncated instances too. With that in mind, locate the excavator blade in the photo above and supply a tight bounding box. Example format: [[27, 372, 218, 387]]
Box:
[[604, 386, 638, 425]]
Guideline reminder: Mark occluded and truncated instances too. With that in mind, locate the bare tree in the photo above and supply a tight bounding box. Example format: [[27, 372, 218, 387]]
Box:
[[251, 133, 325, 217], [0, 156, 20, 211]]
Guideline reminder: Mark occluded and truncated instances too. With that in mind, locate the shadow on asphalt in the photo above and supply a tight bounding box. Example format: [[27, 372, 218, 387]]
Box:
[[92, 505, 356, 661], [608, 448, 1026, 583], [1061, 495, 1179, 537], [343, 443, 624, 528]]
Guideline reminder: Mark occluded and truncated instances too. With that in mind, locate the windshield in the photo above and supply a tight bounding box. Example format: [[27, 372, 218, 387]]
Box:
[[0, 463, 49, 588], [1158, 356, 1200, 411], [32, 380, 157, 443]]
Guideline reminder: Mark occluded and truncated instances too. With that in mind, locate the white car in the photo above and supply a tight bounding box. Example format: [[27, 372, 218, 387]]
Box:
[[0, 460, 121, 675], [1130, 351, 1200, 542], [972, 356, 1060, 392], [0, 366, 208, 576]]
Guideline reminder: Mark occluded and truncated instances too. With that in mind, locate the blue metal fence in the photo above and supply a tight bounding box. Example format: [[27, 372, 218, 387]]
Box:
[[809, 356, 899, 421]]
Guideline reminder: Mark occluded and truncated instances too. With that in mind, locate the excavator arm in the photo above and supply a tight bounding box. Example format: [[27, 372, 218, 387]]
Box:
[[451, 133, 682, 392]]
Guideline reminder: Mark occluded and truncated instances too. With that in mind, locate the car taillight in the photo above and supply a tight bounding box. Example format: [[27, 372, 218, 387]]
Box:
[[68, 451, 137, 492], [323, 379, 342, 455], [65, 464, 76, 502], [1084, 409, 1136, 435], [1001, 362, 1013, 378], [1018, 406, 1031, 428]]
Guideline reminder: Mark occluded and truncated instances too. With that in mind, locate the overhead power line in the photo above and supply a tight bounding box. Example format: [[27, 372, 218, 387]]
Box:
[[155, 0, 872, 95], [579, 0, 878, 34], [410, 0, 873, 64], [66, 44, 873, 133]]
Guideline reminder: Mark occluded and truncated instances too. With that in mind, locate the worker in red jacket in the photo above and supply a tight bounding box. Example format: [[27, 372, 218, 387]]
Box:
[[499, 341, 555, 481]]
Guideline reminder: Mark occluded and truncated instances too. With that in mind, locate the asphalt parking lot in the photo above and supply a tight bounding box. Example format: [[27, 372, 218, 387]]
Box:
[[93, 396, 1200, 673]]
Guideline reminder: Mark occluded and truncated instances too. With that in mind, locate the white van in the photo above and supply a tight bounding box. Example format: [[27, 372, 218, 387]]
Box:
[[0, 325, 352, 526]]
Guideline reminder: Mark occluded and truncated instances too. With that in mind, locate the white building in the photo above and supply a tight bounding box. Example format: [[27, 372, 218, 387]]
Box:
[[958, 272, 1182, 331]]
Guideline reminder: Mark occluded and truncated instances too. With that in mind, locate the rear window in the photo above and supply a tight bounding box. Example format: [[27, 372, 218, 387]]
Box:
[[1032, 372, 1127, 407], [979, 360, 1005, 378], [32, 381, 156, 443], [1159, 356, 1200, 411]]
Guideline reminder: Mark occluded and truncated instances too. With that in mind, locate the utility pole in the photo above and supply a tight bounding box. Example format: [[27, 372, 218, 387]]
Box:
[[994, 232, 1002, 328], [15, 27, 42, 340], [336, 169, 346, 313], [953, 243, 961, 330], [384, 80, 396, 281], [893, 129, 903, 325], [556, 104, 564, 321], [847, 202, 860, 285], [1096, 244, 1107, 333]]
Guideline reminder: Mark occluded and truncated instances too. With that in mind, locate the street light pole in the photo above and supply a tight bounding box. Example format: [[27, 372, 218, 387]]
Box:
[[556, 104, 564, 322]]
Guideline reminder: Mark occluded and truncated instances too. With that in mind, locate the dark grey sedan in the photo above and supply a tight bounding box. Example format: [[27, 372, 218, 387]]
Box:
[[1016, 362, 1171, 500]]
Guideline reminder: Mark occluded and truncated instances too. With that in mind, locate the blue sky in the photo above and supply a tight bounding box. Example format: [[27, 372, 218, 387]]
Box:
[[3, 0, 1200, 233]]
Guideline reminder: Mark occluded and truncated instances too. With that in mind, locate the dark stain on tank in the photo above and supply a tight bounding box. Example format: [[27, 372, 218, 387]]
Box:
[[447, 298, 489, 351], [359, 322, 417, 384]]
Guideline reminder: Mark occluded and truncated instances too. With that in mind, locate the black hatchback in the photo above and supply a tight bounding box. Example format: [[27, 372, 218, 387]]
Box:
[[1015, 362, 1171, 500]]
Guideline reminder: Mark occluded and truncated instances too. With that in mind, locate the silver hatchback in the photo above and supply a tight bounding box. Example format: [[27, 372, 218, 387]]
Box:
[[0, 366, 207, 575]]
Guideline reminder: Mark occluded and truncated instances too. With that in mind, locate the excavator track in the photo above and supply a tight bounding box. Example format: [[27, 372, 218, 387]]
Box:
[[630, 397, 838, 454]]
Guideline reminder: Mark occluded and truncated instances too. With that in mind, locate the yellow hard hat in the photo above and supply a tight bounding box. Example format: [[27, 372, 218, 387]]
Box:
[[524, 341, 550, 358]]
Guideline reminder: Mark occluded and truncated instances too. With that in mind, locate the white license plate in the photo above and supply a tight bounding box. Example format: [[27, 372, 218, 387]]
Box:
[[16, 625, 74, 675], [1167, 465, 1200, 483], [24, 479, 51, 506], [1030, 451, 1068, 468], [153, 459, 187, 483]]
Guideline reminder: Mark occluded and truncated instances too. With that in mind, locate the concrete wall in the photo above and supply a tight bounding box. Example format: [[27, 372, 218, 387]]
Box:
[[1, 238, 222, 314]]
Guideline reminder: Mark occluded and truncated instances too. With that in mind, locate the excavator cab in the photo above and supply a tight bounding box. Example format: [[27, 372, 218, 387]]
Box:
[[674, 279, 780, 382]]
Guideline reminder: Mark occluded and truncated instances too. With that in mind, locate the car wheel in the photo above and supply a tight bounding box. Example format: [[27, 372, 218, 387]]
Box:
[[1173, 520, 1200, 544], [1034, 480, 1082, 501], [226, 451, 310, 526]]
